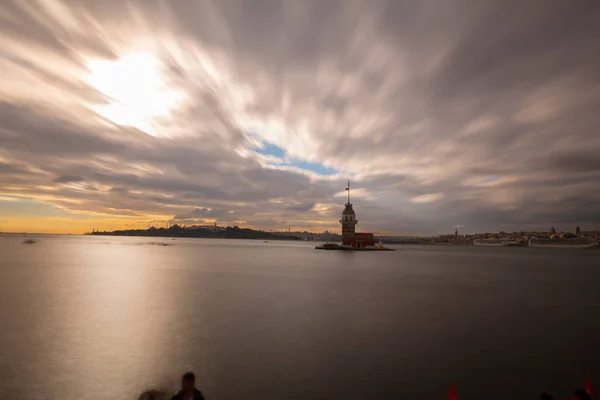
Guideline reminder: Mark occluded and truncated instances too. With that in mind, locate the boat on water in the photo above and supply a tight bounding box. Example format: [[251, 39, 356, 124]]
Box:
[[473, 238, 520, 247], [528, 237, 598, 249]]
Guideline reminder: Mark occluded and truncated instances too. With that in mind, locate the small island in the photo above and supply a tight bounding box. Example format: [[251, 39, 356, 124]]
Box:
[[316, 181, 395, 251]]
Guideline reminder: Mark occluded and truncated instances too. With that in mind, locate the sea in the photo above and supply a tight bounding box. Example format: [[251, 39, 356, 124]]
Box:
[[0, 234, 598, 400]]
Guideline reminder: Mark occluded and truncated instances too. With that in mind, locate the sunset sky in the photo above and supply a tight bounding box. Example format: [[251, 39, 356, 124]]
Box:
[[1, 0, 599, 235]]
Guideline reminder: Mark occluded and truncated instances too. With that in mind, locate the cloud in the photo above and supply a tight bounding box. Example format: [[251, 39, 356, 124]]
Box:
[[0, 0, 599, 234], [285, 201, 317, 212], [55, 175, 85, 183], [172, 207, 233, 221], [410, 193, 446, 204]]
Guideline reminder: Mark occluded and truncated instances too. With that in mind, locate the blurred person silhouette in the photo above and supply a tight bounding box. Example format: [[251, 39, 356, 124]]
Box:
[[138, 389, 167, 400], [171, 372, 206, 400]]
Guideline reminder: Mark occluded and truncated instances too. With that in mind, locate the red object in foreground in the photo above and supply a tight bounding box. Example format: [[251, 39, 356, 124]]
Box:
[[448, 382, 457, 400], [549, 375, 599, 400], [586, 374, 594, 396]]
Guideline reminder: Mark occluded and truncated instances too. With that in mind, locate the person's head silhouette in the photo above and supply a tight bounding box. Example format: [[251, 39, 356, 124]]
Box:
[[181, 372, 195, 394], [171, 372, 205, 400]]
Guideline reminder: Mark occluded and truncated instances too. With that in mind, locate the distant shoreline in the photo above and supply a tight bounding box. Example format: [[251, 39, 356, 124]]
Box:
[[90, 233, 300, 241], [3, 231, 598, 249], [86, 226, 304, 241]]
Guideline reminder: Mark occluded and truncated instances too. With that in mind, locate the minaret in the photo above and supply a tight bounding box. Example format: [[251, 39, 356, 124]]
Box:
[[339, 180, 358, 241]]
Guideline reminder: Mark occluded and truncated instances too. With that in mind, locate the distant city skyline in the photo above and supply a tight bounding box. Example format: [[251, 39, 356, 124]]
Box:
[[1, 1, 599, 235]]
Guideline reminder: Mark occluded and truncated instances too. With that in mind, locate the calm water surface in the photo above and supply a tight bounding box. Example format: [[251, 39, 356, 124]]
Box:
[[1, 235, 599, 399]]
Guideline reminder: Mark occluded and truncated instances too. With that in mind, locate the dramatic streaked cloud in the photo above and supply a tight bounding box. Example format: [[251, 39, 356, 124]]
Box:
[[410, 193, 446, 204], [1, 0, 599, 235]]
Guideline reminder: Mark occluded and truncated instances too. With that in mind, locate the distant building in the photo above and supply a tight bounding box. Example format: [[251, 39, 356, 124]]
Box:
[[576, 226, 582, 238], [339, 181, 376, 248]]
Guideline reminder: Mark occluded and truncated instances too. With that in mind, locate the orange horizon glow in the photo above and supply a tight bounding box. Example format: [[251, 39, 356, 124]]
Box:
[[0, 216, 410, 236], [0, 217, 348, 235]]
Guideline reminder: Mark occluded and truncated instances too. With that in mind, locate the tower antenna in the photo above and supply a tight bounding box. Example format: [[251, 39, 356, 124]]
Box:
[[347, 179, 351, 204]]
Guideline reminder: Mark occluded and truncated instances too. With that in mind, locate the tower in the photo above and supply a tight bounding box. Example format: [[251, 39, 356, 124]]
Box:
[[576, 226, 582, 238], [339, 180, 358, 240], [340, 203, 358, 237]]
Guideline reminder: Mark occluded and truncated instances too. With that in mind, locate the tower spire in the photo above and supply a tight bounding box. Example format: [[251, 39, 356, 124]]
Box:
[[347, 179, 350, 204]]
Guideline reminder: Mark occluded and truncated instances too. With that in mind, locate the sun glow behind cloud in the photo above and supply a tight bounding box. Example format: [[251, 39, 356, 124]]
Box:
[[86, 53, 185, 135]]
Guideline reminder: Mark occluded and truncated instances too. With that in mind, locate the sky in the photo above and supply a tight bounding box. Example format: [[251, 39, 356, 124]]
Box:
[[1, 0, 599, 235]]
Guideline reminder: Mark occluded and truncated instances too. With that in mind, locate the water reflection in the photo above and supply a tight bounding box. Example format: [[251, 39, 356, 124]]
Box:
[[1, 235, 599, 399]]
